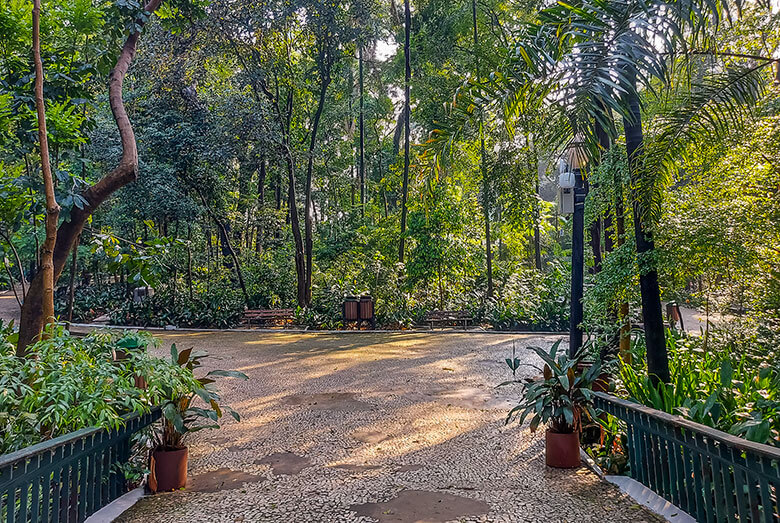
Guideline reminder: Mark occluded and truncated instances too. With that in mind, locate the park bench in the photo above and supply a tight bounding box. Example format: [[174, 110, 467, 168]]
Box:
[[242, 308, 295, 328], [424, 310, 473, 330]]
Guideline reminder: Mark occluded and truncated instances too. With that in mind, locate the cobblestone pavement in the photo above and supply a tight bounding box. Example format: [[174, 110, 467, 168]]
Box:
[[114, 331, 661, 523]]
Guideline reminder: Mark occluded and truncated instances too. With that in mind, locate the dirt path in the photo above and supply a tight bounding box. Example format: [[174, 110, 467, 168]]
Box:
[[115, 331, 659, 523]]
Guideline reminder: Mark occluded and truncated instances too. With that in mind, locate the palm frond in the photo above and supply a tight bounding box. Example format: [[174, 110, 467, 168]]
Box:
[[637, 61, 772, 223]]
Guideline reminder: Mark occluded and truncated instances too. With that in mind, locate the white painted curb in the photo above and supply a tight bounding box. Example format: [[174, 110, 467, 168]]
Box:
[[605, 475, 696, 523], [84, 487, 145, 523], [580, 449, 695, 523]]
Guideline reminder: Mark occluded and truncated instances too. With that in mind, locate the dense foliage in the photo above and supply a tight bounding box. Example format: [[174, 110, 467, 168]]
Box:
[[1, 0, 778, 474], [621, 327, 779, 446], [2, 0, 777, 338], [0, 322, 240, 455]]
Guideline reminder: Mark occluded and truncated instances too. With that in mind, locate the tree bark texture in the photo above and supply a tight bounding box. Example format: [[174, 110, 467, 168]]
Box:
[[624, 88, 669, 383], [398, 0, 411, 263], [304, 50, 333, 306], [31, 0, 60, 340], [472, 0, 493, 297]]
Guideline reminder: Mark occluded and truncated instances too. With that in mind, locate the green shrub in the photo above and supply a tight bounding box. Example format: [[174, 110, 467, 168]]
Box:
[[480, 263, 569, 331], [110, 287, 244, 328], [54, 283, 126, 321], [618, 328, 779, 446], [0, 326, 193, 454]]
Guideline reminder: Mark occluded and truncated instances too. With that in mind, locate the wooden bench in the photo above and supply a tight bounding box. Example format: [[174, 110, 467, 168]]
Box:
[[424, 310, 473, 330], [242, 309, 294, 328]]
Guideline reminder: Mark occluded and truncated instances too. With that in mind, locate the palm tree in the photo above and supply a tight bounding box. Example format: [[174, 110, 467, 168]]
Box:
[[432, 0, 774, 382]]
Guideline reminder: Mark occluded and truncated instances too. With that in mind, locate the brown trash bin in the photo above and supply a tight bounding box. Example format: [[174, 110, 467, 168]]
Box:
[[343, 297, 359, 322], [359, 296, 374, 327]]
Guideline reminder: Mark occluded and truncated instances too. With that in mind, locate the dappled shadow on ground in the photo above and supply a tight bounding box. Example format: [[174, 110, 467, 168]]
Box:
[[116, 332, 660, 523], [350, 489, 492, 522]]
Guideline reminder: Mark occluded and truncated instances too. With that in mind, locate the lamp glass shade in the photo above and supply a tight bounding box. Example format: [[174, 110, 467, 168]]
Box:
[[558, 171, 576, 189]]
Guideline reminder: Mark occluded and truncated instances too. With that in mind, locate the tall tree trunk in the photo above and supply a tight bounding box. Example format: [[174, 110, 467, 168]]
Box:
[[285, 149, 307, 306], [187, 223, 193, 300], [471, 0, 493, 297], [17, 0, 164, 353], [358, 44, 366, 217], [32, 0, 60, 338], [216, 219, 248, 302], [66, 235, 79, 323], [304, 58, 332, 306], [196, 190, 249, 303], [533, 180, 542, 270], [624, 87, 669, 383], [255, 154, 266, 253], [398, 0, 411, 263]]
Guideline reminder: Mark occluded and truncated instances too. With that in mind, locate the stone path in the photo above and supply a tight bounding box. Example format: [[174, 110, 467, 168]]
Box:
[[114, 331, 661, 523]]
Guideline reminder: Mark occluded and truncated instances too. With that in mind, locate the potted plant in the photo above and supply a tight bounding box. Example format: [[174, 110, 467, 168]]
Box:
[[505, 340, 601, 468], [111, 331, 159, 389], [147, 344, 247, 492]]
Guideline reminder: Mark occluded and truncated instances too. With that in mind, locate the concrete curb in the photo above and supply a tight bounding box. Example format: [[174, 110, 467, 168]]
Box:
[[84, 487, 145, 523], [67, 322, 568, 336], [580, 449, 695, 523]]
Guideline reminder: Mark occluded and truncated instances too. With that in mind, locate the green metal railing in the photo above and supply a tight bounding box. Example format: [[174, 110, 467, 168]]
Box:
[[0, 408, 160, 523], [594, 391, 779, 522]]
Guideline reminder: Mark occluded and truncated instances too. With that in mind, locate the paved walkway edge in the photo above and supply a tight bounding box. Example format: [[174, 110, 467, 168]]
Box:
[[605, 475, 695, 523], [67, 322, 568, 336], [84, 487, 144, 523], [581, 450, 694, 523]]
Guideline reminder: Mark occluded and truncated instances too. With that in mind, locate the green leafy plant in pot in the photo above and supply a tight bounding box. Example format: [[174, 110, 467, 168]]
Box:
[[505, 340, 601, 468], [147, 344, 247, 492], [110, 330, 160, 389]]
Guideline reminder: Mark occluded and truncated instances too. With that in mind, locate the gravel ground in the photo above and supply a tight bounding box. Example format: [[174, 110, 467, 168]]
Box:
[[106, 331, 658, 522]]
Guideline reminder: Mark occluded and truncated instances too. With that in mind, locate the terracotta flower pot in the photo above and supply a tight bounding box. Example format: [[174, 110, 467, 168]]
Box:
[[545, 430, 581, 468], [149, 447, 188, 492]]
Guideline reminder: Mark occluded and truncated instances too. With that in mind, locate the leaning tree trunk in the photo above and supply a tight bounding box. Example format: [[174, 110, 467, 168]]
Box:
[[32, 0, 60, 338], [284, 148, 307, 307], [17, 0, 164, 354], [623, 87, 669, 383]]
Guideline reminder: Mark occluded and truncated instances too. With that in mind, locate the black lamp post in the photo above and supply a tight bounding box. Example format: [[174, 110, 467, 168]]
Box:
[[566, 146, 587, 357]]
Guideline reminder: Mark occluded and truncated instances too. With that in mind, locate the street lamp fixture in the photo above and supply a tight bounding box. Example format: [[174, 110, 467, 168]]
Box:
[[561, 141, 588, 357], [558, 161, 576, 214]]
